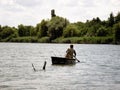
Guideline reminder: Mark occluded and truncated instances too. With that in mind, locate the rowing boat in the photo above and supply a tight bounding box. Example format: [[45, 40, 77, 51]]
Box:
[[51, 56, 76, 65]]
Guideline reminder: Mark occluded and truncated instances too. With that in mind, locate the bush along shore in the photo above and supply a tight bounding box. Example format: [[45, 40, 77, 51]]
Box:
[[0, 10, 120, 44]]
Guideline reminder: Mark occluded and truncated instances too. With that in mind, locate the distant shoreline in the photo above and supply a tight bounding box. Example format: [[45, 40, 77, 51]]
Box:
[[0, 11, 120, 45], [0, 36, 119, 45]]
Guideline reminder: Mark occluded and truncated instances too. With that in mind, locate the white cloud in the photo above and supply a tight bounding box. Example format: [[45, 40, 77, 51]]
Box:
[[0, 0, 120, 27], [110, 0, 120, 6], [15, 0, 43, 7], [0, 0, 14, 5]]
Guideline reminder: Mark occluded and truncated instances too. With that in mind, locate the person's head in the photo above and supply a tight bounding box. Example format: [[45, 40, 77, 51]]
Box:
[[70, 44, 73, 48]]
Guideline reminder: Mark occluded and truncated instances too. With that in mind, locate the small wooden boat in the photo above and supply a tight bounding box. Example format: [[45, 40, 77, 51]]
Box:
[[51, 56, 76, 65]]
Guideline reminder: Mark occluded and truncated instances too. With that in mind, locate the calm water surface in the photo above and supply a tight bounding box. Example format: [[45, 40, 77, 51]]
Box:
[[0, 43, 120, 90]]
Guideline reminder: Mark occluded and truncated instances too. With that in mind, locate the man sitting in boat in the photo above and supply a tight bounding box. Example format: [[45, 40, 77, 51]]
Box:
[[65, 44, 76, 59]]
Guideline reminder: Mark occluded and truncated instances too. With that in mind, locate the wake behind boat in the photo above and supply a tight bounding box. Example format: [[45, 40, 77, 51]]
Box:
[[51, 56, 76, 65]]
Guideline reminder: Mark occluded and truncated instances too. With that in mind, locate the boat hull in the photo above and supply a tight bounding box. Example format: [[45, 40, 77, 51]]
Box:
[[51, 56, 76, 65]]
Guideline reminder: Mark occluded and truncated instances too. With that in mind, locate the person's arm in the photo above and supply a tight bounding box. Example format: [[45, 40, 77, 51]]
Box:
[[66, 48, 69, 53], [74, 50, 76, 56]]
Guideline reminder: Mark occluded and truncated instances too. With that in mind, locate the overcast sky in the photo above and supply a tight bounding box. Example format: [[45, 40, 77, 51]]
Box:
[[0, 0, 120, 27]]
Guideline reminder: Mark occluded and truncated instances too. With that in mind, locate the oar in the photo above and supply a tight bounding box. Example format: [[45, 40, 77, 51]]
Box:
[[74, 56, 80, 62]]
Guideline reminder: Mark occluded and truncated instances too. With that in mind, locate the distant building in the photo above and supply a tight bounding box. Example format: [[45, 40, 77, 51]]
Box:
[[51, 9, 56, 18]]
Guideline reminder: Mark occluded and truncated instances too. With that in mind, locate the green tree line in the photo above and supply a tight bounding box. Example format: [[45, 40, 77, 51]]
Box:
[[0, 10, 120, 44]]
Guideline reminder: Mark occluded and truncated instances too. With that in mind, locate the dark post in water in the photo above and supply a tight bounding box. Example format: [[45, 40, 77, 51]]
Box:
[[43, 61, 47, 70]]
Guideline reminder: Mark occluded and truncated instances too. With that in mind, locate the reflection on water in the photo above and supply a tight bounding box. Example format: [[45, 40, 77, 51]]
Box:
[[0, 43, 120, 90]]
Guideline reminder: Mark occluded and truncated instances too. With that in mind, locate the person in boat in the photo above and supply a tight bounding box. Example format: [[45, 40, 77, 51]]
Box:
[[65, 44, 76, 59]]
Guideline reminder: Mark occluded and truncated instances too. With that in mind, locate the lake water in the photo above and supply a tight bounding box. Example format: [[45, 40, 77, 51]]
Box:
[[0, 43, 120, 90]]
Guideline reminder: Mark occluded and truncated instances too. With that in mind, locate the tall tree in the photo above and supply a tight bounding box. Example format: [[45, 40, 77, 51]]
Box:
[[37, 19, 48, 38], [96, 26, 108, 36], [48, 16, 69, 40], [0, 26, 17, 40], [18, 24, 34, 36], [63, 24, 79, 37], [108, 13, 115, 27], [115, 12, 120, 23], [0, 25, 2, 32], [114, 22, 120, 44], [18, 24, 26, 36]]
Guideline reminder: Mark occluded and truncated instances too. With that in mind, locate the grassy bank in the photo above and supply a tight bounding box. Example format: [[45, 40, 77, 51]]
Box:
[[52, 36, 114, 44], [0, 36, 115, 44]]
